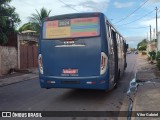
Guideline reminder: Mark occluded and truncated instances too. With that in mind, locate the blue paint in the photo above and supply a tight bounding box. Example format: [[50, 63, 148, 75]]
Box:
[[38, 12, 126, 90]]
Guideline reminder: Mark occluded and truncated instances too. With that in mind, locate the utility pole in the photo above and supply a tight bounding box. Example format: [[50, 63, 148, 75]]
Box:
[[147, 32, 149, 54], [155, 7, 158, 51], [150, 25, 152, 42], [149, 25, 152, 52]]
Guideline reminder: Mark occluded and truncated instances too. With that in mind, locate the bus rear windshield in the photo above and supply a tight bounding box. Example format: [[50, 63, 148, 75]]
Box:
[[43, 17, 100, 39]]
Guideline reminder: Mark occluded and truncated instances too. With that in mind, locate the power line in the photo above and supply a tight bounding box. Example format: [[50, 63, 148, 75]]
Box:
[[116, 9, 154, 26], [142, 15, 160, 21], [117, 26, 150, 29], [127, 26, 150, 29], [58, 0, 79, 12], [76, 0, 105, 13], [114, 0, 150, 24], [82, 4, 102, 12]]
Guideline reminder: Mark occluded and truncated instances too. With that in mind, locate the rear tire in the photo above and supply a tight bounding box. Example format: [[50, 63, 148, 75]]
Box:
[[113, 76, 118, 89], [118, 70, 120, 79], [114, 83, 118, 89], [114, 70, 120, 89]]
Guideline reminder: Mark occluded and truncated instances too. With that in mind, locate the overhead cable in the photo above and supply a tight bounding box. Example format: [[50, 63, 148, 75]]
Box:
[[116, 9, 154, 26], [114, 0, 150, 24], [58, 0, 79, 12], [118, 26, 150, 29]]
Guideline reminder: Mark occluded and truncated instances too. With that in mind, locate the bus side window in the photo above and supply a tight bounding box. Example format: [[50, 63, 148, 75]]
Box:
[[106, 23, 112, 53], [111, 29, 117, 48]]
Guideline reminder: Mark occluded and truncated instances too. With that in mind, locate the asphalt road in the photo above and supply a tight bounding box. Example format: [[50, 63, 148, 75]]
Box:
[[0, 54, 137, 120]]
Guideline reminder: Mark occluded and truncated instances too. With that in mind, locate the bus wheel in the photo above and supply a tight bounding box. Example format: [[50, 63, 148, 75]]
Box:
[[114, 82, 118, 89], [114, 70, 120, 89], [118, 70, 120, 79], [113, 77, 118, 89]]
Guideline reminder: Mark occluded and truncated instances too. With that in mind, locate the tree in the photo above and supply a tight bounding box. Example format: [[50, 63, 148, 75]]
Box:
[[137, 39, 147, 51], [28, 7, 51, 34], [18, 22, 35, 32], [0, 0, 21, 45]]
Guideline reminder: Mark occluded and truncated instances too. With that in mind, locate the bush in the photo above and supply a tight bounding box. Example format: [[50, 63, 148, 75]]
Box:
[[149, 51, 156, 61], [147, 56, 151, 61], [157, 60, 160, 70], [156, 51, 160, 61], [156, 51, 160, 70], [142, 51, 147, 55]]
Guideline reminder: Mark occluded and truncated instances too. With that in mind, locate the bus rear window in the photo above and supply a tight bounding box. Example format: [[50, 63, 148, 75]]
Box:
[[43, 17, 100, 39]]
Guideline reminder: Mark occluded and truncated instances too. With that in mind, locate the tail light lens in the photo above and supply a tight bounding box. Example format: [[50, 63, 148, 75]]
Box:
[[100, 52, 108, 75], [38, 54, 43, 74]]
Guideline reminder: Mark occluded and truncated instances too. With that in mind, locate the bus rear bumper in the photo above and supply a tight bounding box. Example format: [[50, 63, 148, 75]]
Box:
[[39, 75, 109, 90]]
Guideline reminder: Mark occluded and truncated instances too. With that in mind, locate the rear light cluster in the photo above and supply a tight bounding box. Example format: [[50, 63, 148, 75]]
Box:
[[100, 52, 108, 75], [38, 54, 43, 74]]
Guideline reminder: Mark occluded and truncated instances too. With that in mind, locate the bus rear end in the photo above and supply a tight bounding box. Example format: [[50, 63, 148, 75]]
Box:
[[38, 13, 109, 90]]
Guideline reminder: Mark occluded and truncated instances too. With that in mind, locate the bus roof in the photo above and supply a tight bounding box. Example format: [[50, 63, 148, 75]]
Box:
[[43, 12, 103, 21]]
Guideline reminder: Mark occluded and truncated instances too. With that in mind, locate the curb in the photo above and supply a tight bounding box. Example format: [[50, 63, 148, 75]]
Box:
[[0, 74, 38, 87]]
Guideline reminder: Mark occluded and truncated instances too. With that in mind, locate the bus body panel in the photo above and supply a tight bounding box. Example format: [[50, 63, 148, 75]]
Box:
[[40, 74, 109, 90], [38, 12, 127, 90], [41, 37, 101, 77]]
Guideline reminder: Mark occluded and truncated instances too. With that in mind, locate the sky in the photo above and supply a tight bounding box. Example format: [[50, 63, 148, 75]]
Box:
[[10, 0, 160, 48]]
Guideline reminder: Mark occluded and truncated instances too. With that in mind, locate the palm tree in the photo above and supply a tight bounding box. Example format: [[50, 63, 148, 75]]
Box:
[[18, 22, 35, 32], [28, 7, 52, 34]]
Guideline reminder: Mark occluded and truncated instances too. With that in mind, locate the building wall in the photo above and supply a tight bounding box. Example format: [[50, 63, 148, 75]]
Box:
[[0, 46, 18, 76]]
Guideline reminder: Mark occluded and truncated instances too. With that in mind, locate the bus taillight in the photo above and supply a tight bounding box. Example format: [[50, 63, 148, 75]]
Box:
[[38, 54, 43, 74], [100, 52, 108, 75]]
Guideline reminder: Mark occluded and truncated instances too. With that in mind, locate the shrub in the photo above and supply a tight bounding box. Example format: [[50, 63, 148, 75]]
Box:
[[149, 51, 156, 61], [156, 51, 160, 70], [147, 56, 151, 61], [157, 60, 160, 70], [142, 51, 147, 55]]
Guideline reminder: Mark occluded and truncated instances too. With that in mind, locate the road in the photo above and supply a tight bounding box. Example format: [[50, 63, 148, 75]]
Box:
[[0, 54, 137, 120]]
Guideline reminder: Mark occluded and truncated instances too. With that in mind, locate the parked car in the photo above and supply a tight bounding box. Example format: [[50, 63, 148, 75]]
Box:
[[127, 51, 132, 54], [135, 51, 138, 54]]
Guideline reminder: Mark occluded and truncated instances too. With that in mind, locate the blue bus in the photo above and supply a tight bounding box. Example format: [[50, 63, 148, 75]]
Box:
[[38, 12, 128, 90]]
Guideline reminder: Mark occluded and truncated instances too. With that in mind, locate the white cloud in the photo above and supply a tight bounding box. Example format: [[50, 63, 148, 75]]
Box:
[[114, 1, 134, 8], [125, 36, 146, 48], [63, 0, 109, 12], [149, 0, 160, 3], [139, 17, 160, 32], [10, 0, 110, 27], [10, 0, 62, 25]]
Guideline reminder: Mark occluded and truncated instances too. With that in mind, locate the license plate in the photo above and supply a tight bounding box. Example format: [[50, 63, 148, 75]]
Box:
[[62, 69, 78, 74]]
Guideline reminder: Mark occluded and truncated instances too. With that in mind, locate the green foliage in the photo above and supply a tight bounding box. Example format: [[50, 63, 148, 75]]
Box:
[[156, 51, 160, 61], [147, 56, 151, 61], [28, 7, 51, 34], [156, 51, 160, 70], [137, 39, 147, 51], [0, 0, 21, 45], [18, 22, 35, 32], [157, 60, 160, 70], [152, 39, 157, 42], [0, 33, 8, 44], [149, 51, 156, 61], [142, 51, 147, 55], [138, 45, 147, 51]]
